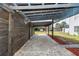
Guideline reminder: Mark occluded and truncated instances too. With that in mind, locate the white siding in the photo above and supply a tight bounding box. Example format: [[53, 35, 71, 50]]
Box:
[[66, 14, 79, 35]]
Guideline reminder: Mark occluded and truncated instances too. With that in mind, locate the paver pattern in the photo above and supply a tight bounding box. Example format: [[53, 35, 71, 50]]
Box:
[[14, 34, 75, 56]]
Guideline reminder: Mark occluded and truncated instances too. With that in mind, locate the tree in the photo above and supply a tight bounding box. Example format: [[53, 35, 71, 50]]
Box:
[[60, 21, 69, 32], [55, 23, 62, 31], [55, 21, 69, 32]]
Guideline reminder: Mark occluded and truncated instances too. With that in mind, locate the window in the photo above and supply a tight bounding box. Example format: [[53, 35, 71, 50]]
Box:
[[74, 26, 79, 33]]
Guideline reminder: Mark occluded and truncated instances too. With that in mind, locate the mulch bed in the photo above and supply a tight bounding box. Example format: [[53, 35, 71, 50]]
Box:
[[48, 34, 79, 56]]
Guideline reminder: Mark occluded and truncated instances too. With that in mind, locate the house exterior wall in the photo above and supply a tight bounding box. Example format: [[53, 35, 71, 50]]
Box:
[[62, 8, 79, 35], [63, 14, 79, 35], [0, 7, 33, 55], [68, 14, 79, 35], [0, 8, 9, 56], [11, 13, 30, 55]]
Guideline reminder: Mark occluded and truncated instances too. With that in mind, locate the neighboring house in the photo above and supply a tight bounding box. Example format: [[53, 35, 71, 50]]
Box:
[[68, 13, 79, 35], [55, 13, 79, 35]]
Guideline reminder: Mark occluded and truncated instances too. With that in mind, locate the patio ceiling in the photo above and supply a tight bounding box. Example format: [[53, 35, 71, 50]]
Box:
[[3, 3, 79, 26]]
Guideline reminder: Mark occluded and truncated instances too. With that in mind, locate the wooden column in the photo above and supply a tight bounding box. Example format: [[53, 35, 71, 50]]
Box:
[[8, 13, 14, 56], [52, 19, 54, 38], [32, 27, 34, 35], [48, 26, 49, 35], [29, 22, 31, 39]]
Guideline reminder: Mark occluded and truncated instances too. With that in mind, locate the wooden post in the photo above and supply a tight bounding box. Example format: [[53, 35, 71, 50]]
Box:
[[48, 26, 49, 35], [8, 13, 14, 56], [29, 22, 31, 39], [52, 19, 53, 38], [32, 27, 34, 35]]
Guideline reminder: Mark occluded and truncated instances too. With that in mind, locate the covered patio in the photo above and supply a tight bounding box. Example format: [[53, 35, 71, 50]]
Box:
[[0, 3, 79, 56]]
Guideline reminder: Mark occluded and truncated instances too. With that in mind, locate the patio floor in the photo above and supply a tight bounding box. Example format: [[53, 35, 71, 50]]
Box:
[[14, 34, 75, 56]]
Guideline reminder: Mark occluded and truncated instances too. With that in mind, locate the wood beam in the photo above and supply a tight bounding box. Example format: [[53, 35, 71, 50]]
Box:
[[25, 11, 63, 16], [22, 9, 65, 14], [0, 4, 14, 13], [10, 4, 79, 10]]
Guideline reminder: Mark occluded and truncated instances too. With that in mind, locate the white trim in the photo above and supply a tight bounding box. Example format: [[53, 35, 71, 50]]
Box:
[[31, 19, 52, 23], [10, 4, 79, 10]]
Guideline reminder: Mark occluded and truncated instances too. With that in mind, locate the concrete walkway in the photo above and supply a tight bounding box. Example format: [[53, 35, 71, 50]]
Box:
[[14, 34, 75, 56]]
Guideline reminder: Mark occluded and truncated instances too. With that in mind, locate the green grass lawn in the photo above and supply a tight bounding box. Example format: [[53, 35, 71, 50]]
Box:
[[49, 31, 79, 43], [35, 31, 48, 35], [34, 31, 79, 42]]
